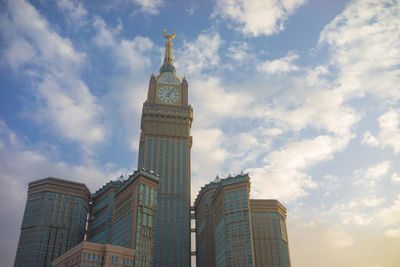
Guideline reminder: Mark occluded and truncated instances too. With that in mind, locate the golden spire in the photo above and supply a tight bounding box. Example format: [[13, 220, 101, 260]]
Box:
[[160, 29, 176, 74]]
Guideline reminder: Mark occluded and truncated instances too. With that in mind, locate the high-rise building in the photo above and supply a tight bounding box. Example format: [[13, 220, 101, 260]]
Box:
[[87, 169, 159, 266], [14, 177, 90, 267], [194, 174, 292, 267], [111, 169, 159, 266], [195, 174, 254, 267], [87, 180, 124, 244], [193, 180, 218, 267], [250, 199, 291, 267], [137, 30, 193, 266]]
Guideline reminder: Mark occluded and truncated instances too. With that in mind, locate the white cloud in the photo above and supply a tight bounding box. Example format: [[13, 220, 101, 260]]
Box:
[[364, 161, 391, 180], [257, 50, 299, 74], [36, 77, 106, 146], [362, 131, 379, 146], [318, 0, 400, 102], [4, 38, 35, 72], [213, 0, 306, 36], [93, 16, 122, 48], [268, 83, 360, 137], [378, 194, 400, 227], [353, 161, 391, 189], [227, 42, 249, 63], [362, 110, 400, 154], [312, 195, 387, 227], [92, 16, 154, 151], [359, 197, 385, 208], [249, 134, 350, 202], [190, 76, 256, 127], [191, 128, 229, 202], [57, 0, 88, 22], [175, 32, 222, 75], [114, 37, 154, 72], [132, 0, 163, 15], [262, 128, 284, 136], [391, 173, 400, 184], [384, 228, 400, 238], [0, 0, 106, 150]]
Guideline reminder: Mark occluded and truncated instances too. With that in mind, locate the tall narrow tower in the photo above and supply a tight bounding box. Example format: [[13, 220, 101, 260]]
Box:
[[138, 30, 193, 266]]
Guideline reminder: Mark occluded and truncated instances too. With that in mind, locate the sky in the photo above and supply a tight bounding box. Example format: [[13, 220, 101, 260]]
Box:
[[0, 0, 399, 266]]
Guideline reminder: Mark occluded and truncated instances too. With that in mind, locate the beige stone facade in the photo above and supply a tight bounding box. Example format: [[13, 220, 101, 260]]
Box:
[[51, 241, 135, 267]]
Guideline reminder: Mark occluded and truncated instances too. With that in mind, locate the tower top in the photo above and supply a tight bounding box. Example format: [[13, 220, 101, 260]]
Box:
[[159, 29, 176, 74], [163, 29, 175, 41]]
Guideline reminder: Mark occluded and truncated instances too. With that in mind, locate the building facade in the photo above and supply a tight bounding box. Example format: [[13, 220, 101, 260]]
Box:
[[111, 169, 159, 266], [87, 180, 124, 244], [51, 241, 135, 267], [87, 169, 159, 267], [194, 174, 292, 267], [14, 178, 90, 267], [193, 180, 218, 267], [250, 200, 291, 267], [137, 30, 193, 266], [195, 174, 254, 267]]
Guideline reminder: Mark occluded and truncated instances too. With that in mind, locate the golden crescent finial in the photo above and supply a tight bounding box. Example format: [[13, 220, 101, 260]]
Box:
[[163, 29, 175, 41]]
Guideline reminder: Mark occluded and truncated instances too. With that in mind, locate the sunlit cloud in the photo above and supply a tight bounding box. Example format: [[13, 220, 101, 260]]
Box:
[[362, 110, 400, 154], [257, 50, 299, 74], [213, 0, 306, 36], [0, 0, 106, 152]]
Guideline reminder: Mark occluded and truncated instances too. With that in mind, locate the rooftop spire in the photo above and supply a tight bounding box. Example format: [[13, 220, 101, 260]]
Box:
[[160, 29, 176, 74]]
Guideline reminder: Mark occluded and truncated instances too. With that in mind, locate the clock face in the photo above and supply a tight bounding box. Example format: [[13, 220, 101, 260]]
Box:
[[158, 86, 179, 104]]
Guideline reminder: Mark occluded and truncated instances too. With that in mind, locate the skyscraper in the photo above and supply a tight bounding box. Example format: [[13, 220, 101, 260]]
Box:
[[87, 180, 124, 244], [193, 180, 218, 267], [110, 169, 159, 266], [137, 30, 193, 266], [87, 169, 159, 266], [14, 177, 90, 267], [250, 199, 291, 267], [195, 174, 254, 267], [194, 174, 292, 267]]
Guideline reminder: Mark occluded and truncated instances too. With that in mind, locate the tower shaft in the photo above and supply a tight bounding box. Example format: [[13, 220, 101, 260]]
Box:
[[138, 30, 193, 266]]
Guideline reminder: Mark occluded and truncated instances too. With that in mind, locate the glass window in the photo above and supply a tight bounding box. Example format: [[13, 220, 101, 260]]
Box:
[[150, 188, 154, 206], [145, 186, 149, 205], [143, 213, 147, 226]]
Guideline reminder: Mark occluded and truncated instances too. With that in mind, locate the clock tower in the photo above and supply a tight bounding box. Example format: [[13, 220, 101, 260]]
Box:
[[138, 30, 193, 266]]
